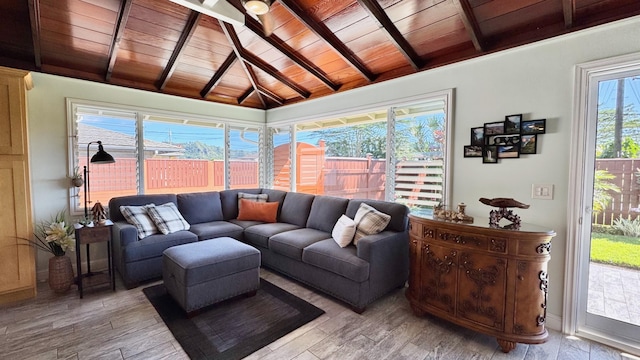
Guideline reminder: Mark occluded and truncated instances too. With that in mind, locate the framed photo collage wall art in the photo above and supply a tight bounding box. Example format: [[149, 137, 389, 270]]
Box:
[[463, 114, 546, 164]]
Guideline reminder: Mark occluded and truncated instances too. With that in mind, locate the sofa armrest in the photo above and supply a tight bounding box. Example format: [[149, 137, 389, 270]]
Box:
[[356, 230, 409, 299], [112, 221, 138, 248]]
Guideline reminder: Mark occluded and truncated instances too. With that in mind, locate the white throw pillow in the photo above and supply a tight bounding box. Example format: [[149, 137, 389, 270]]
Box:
[[147, 202, 190, 235], [353, 203, 391, 246], [332, 214, 356, 248], [120, 204, 158, 239]]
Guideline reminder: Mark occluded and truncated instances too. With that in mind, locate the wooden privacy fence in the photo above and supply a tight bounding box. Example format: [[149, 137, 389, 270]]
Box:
[[323, 155, 386, 200], [593, 159, 640, 225], [83, 152, 444, 209]]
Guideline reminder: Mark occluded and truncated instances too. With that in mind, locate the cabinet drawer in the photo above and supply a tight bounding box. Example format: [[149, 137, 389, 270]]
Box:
[[76, 226, 111, 245]]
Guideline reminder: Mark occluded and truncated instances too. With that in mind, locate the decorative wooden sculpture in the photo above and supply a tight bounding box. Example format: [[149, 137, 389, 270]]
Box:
[[479, 197, 529, 229], [91, 201, 108, 225]]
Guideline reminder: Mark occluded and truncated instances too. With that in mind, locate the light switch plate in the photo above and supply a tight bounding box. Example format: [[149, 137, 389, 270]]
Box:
[[531, 184, 553, 200]]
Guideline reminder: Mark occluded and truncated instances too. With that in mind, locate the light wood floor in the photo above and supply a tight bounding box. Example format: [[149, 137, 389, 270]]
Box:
[[0, 268, 637, 360]]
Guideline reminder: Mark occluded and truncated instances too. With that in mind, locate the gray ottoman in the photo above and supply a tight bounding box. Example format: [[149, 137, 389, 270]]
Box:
[[162, 237, 261, 314]]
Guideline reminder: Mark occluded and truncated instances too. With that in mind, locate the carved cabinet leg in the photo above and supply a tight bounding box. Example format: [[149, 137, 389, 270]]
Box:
[[497, 338, 516, 353]]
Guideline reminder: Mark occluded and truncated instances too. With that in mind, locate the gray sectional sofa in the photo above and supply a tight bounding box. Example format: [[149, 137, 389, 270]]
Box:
[[108, 189, 409, 312]]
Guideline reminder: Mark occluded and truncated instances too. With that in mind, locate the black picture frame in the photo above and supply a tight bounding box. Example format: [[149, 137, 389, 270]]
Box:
[[464, 145, 483, 158], [520, 134, 537, 154], [497, 144, 520, 159], [521, 119, 546, 134], [483, 145, 498, 163], [485, 134, 521, 146], [504, 114, 522, 134], [471, 127, 484, 146], [484, 121, 505, 136]]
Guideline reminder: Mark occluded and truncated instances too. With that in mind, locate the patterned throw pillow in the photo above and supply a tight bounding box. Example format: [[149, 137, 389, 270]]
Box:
[[353, 203, 391, 246], [146, 202, 190, 235], [120, 204, 158, 239], [332, 214, 356, 248], [237, 192, 268, 208]]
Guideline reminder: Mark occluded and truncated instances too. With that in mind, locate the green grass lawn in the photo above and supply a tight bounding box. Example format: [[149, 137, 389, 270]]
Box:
[[590, 232, 640, 269]]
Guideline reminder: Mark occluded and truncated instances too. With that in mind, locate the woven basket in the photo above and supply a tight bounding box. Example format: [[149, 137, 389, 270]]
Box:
[[49, 256, 74, 293]]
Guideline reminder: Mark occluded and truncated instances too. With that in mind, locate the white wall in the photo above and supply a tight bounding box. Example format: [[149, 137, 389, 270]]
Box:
[[266, 15, 640, 323], [27, 74, 264, 278]]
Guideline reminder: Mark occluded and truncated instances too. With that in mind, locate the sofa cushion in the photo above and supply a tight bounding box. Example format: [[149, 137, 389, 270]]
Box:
[[260, 189, 287, 206], [120, 204, 159, 239], [332, 215, 356, 248], [306, 195, 349, 233], [243, 222, 301, 248], [280, 192, 315, 227], [302, 239, 370, 282], [188, 221, 244, 241], [122, 230, 198, 262], [228, 219, 265, 229], [269, 228, 332, 260], [353, 203, 391, 246], [109, 194, 177, 223], [147, 202, 190, 235], [346, 199, 408, 233], [220, 189, 262, 220], [237, 199, 278, 223], [177, 191, 223, 224]]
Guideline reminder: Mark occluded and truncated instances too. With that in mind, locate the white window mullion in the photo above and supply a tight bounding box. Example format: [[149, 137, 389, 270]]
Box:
[[264, 126, 274, 189], [385, 107, 397, 202], [224, 124, 230, 190], [291, 126, 297, 192], [136, 113, 144, 194]]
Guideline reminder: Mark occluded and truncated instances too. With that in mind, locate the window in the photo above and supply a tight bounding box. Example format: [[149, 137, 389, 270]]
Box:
[[68, 100, 259, 217], [269, 125, 291, 191], [70, 105, 138, 215], [266, 91, 452, 211], [229, 126, 261, 189]]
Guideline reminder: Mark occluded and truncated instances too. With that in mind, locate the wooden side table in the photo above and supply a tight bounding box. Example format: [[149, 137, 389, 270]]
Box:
[[74, 222, 114, 298]]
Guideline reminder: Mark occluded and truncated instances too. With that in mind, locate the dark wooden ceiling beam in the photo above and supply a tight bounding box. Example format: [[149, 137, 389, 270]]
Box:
[[157, 11, 202, 90], [243, 17, 341, 92], [257, 85, 284, 105], [452, 0, 485, 51], [239, 49, 310, 99], [27, 0, 42, 69], [562, 0, 575, 28], [106, 0, 133, 81], [279, 0, 376, 82], [238, 88, 255, 104], [356, 0, 422, 71], [200, 52, 237, 98], [219, 21, 266, 108]]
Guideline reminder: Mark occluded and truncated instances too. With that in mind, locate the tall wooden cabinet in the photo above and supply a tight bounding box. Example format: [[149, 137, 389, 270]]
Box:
[[406, 214, 555, 353], [0, 67, 35, 304]]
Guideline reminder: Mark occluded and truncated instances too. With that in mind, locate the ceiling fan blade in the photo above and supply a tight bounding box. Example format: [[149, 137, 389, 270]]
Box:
[[257, 12, 274, 36]]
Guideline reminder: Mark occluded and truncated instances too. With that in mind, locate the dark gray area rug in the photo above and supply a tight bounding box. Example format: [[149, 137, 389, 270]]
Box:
[[143, 279, 325, 360]]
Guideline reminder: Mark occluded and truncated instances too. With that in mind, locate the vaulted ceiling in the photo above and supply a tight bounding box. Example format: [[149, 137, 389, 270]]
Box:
[[1, 0, 639, 109]]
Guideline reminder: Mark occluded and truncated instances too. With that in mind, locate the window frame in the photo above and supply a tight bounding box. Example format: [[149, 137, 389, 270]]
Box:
[[66, 98, 264, 216], [265, 89, 453, 207]]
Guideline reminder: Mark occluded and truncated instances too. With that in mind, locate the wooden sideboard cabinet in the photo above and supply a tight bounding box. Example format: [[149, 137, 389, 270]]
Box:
[[406, 214, 555, 353]]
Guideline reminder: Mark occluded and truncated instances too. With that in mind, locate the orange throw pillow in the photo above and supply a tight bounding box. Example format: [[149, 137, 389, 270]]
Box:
[[237, 198, 278, 223]]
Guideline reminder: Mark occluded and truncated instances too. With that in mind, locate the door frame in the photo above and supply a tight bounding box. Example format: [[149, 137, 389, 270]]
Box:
[[565, 51, 640, 355]]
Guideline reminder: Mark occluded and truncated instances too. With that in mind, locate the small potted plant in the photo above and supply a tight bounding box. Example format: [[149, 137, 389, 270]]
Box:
[[71, 166, 84, 187]]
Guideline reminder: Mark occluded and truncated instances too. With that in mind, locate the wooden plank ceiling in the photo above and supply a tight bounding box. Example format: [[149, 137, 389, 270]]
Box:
[[1, 0, 639, 109]]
